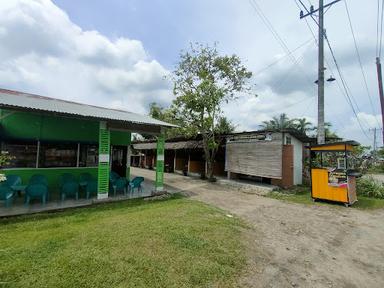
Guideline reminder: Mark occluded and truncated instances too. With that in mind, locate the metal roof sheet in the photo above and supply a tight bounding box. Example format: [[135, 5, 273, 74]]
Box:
[[0, 88, 177, 128], [133, 140, 202, 150]]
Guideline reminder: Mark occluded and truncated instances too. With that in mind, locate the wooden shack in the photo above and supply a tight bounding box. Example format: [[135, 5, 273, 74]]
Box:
[[132, 130, 309, 188], [225, 131, 308, 187]]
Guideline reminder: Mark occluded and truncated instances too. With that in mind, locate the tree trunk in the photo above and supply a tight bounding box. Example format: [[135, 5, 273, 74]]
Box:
[[207, 158, 216, 182], [202, 134, 217, 182]]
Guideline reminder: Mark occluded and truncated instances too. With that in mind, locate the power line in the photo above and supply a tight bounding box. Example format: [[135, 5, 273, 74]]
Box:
[[254, 38, 314, 76], [324, 34, 372, 139], [272, 53, 307, 93], [344, 0, 381, 128], [296, 0, 373, 140], [248, 0, 315, 92]]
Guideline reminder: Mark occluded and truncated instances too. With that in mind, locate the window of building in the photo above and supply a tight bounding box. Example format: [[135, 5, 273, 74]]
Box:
[[1, 141, 100, 168], [79, 144, 99, 167], [285, 136, 292, 145], [1, 141, 38, 168], [39, 143, 77, 168]]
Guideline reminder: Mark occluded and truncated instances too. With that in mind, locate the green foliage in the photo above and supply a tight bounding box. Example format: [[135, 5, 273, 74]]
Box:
[[356, 177, 384, 199], [260, 113, 296, 131], [311, 122, 340, 140], [294, 118, 313, 135], [260, 114, 339, 140], [377, 147, 384, 158], [350, 145, 371, 172], [170, 43, 253, 180], [214, 116, 236, 134], [0, 196, 246, 287], [260, 115, 315, 136], [143, 103, 182, 139], [0, 151, 14, 168], [146, 102, 235, 140], [367, 163, 384, 174]]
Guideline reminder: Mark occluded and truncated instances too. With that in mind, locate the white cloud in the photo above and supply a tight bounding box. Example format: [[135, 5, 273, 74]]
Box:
[[0, 0, 172, 114], [342, 112, 382, 146], [0, 0, 381, 147]]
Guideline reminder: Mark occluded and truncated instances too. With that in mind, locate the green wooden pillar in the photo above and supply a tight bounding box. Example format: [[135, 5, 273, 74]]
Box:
[[98, 121, 110, 199], [155, 133, 165, 192]]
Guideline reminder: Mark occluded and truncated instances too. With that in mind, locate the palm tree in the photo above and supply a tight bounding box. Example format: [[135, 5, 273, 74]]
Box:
[[260, 113, 296, 131], [294, 118, 313, 135], [311, 122, 340, 140]]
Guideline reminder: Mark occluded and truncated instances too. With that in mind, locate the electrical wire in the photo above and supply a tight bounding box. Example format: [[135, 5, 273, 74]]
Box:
[[294, 0, 373, 140], [344, 0, 381, 128], [324, 34, 372, 140], [248, 0, 315, 92], [254, 38, 314, 76]]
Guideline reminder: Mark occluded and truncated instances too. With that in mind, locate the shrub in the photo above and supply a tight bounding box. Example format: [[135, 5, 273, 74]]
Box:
[[356, 177, 384, 199]]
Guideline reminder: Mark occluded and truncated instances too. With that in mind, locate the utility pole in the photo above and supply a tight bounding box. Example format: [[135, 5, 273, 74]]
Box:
[[375, 57, 384, 145], [299, 0, 341, 144], [369, 127, 377, 154], [317, 0, 325, 144], [369, 127, 383, 158]]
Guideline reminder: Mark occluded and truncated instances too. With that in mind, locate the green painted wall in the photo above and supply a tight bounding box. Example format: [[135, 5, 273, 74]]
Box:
[[0, 109, 131, 145], [2, 167, 98, 192], [0, 109, 133, 195]]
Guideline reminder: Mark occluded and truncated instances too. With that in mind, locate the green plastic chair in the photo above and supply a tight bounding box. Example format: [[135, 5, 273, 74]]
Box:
[[60, 181, 79, 201], [111, 177, 128, 197], [109, 171, 120, 184], [85, 179, 98, 199], [59, 173, 76, 187], [128, 177, 144, 194], [0, 183, 14, 207], [5, 175, 22, 187], [79, 172, 92, 183], [29, 174, 48, 186], [25, 183, 48, 205]]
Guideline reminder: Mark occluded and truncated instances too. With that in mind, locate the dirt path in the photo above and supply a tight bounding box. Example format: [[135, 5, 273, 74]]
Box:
[[132, 168, 384, 288]]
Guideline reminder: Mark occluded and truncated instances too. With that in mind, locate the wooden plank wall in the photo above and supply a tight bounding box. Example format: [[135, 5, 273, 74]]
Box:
[[226, 134, 283, 179]]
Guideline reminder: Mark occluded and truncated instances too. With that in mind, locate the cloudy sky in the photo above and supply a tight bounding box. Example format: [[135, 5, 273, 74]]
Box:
[[0, 0, 382, 146]]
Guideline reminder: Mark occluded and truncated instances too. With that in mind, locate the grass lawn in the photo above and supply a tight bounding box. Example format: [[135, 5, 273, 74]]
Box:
[[0, 195, 247, 288], [267, 186, 384, 210]]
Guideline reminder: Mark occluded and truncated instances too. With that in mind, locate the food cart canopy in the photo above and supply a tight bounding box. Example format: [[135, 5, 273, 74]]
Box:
[[309, 141, 359, 152]]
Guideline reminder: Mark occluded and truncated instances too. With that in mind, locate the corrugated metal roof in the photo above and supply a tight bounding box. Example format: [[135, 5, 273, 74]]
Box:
[[133, 140, 202, 150], [0, 88, 177, 128]]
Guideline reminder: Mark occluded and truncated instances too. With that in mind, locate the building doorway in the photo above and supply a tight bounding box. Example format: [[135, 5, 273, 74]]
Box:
[[111, 145, 127, 177]]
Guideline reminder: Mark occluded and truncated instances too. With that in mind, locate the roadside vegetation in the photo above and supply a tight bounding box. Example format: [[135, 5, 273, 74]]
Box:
[[0, 195, 247, 288], [267, 184, 384, 210]]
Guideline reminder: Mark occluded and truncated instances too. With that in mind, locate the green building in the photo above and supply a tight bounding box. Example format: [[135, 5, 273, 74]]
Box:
[[0, 88, 174, 203]]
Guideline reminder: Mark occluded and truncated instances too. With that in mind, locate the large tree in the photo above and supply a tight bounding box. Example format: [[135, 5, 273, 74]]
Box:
[[171, 43, 252, 181]]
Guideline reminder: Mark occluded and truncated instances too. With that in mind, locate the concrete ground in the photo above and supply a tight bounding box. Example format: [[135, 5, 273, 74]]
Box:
[[0, 177, 153, 217], [132, 167, 384, 288]]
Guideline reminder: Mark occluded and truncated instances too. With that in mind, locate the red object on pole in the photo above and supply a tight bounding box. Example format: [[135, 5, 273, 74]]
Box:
[[376, 57, 384, 145]]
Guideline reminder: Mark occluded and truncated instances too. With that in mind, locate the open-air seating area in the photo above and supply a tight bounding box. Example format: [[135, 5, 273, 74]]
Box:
[[0, 171, 147, 215]]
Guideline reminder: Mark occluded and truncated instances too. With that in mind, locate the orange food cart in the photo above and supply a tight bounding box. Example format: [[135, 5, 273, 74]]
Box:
[[309, 141, 360, 207]]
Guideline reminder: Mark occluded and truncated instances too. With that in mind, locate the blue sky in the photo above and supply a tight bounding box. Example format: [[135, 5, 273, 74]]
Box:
[[0, 0, 382, 145]]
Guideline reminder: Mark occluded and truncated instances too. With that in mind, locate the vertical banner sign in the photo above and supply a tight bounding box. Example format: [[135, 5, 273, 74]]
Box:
[[155, 134, 165, 192], [98, 121, 110, 199]]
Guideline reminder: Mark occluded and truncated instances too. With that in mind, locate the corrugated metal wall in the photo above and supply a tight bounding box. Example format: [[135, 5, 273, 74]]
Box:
[[225, 133, 283, 179]]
